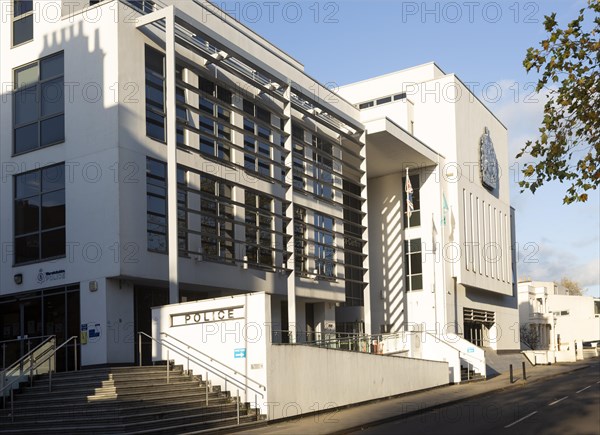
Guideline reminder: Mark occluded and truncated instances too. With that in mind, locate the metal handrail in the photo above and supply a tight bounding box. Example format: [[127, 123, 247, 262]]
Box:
[[138, 332, 264, 399], [1, 336, 56, 382], [0, 335, 53, 346], [1, 335, 78, 422], [1, 335, 78, 395], [161, 332, 266, 392]]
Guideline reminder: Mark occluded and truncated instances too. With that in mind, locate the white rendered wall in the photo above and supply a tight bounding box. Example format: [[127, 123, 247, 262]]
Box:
[[266, 345, 448, 420], [548, 294, 600, 344]]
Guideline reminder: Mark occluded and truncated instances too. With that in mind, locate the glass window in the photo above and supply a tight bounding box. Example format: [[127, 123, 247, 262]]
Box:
[[14, 163, 66, 264], [403, 174, 421, 227], [313, 136, 334, 200], [145, 46, 165, 142], [146, 158, 167, 252], [13, 1, 33, 46], [15, 63, 38, 88], [245, 191, 274, 267], [13, 52, 65, 154], [314, 213, 335, 278], [404, 238, 423, 291], [243, 117, 272, 177], [130, 1, 155, 13], [294, 206, 307, 274], [199, 175, 234, 262]]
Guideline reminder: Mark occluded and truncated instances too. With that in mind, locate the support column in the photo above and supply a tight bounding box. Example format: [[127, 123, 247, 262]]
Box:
[[165, 8, 179, 304], [359, 130, 372, 335], [283, 83, 296, 343]]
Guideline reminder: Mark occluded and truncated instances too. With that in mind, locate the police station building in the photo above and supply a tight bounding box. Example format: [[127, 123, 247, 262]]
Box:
[[0, 0, 518, 384]]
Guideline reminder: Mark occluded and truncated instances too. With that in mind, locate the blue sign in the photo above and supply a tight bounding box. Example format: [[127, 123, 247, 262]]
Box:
[[467, 347, 475, 353], [234, 348, 246, 359]]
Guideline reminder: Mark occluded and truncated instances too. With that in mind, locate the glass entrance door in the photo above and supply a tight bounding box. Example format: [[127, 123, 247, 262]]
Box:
[[0, 285, 80, 371]]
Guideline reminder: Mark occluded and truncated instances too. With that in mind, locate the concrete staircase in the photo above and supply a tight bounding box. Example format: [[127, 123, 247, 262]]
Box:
[[460, 365, 484, 383], [0, 365, 265, 434]]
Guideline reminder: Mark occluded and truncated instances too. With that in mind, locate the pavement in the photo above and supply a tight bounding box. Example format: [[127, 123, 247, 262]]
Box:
[[237, 358, 596, 435]]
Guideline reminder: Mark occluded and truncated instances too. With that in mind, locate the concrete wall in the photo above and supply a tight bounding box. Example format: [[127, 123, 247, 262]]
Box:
[[267, 344, 448, 420], [152, 293, 270, 409]]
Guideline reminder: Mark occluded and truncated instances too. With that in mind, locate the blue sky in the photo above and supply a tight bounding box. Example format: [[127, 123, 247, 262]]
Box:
[[217, 0, 599, 297]]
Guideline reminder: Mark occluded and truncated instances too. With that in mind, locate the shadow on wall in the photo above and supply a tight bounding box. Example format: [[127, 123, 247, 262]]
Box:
[[380, 191, 406, 332]]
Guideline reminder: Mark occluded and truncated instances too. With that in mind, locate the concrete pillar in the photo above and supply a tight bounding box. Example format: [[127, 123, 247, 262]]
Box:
[[575, 339, 584, 360]]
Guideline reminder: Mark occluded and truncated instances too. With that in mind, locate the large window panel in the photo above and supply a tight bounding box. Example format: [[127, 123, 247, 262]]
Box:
[[145, 46, 165, 142], [14, 164, 66, 265], [245, 191, 274, 267], [315, 213, 335, 278], [12, 1, 33, 46], [13, 52, 65, 154], [404, 238, 423, 291], [146, 158, 167, 252], [403, 174, 421, 227]]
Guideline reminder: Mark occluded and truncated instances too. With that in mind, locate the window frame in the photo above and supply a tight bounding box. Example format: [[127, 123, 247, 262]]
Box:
[[13, 51, 65, 156], [12, 0, 34, 47], [199, 174, 235, 263], [314, 213, 335, 278], [145, 45, 166, 143], [402, 174, 421, 228], [404, 238, 423, 291], [13, 163, 66, 266], [245, 190, 275, 268]]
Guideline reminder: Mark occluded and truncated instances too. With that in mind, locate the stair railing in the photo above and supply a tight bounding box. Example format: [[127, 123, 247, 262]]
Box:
[[0, 335, 54, 370], [160, 332, 266, 394], [0, 335, 79, 422], [137, 331, 264, 421], [424, 331, 486, 380]]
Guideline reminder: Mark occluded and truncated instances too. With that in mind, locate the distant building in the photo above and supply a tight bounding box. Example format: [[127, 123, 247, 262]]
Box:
[[517, 280, 600, 350]]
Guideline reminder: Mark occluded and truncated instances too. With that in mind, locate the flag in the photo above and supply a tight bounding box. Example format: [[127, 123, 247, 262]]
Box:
[[442, 193, 449, 226], [405, 169, 414, 220]]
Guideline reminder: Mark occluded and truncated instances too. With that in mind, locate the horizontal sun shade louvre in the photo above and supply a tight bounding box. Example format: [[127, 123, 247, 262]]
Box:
[[463, 308, 496, 324]]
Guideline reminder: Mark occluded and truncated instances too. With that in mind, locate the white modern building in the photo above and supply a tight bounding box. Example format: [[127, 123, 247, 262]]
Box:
[[517, 280, 600, 350], [1, 0, 369, 369], [1, 0, 518, 389], [339, 64, 519, 351]]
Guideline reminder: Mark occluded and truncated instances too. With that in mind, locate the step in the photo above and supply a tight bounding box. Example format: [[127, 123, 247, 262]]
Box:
[[0, 410, 259, 435], [124, 413, 261, 435], [18, 379, 202, 399], [25, 375, 195, 393], [9, 385, 222, 408], [0, 394, 233, 419], [182, 419, 268, 435], [1, 402, 244, 426], [37, 365, 185, 379], [0, 404, 254, 431], [35, 367, 187, 382]]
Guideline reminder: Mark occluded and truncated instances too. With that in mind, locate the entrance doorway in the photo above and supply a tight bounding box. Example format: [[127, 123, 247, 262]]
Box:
[[134, 286, 169, 365], [464, 321, 483, 346], [0, 285, 80, 371]]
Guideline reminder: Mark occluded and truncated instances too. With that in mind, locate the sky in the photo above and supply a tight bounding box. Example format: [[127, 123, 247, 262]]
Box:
[[216, 0, 600, 297]]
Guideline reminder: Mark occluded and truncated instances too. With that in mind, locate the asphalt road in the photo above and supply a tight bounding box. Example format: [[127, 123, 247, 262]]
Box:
[[351, 361, 600, 435]]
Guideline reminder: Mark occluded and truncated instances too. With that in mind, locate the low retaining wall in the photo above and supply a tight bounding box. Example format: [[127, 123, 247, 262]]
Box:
[[266, 344, 449, 420]]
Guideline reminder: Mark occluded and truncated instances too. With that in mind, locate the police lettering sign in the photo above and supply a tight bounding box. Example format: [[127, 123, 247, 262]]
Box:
[[171, 306, 244, 327]]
